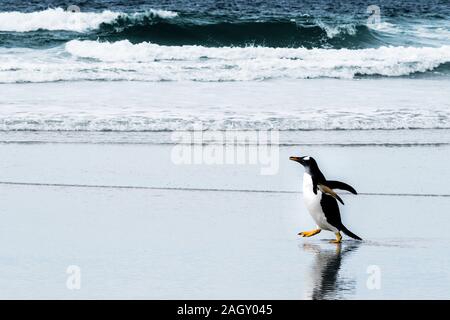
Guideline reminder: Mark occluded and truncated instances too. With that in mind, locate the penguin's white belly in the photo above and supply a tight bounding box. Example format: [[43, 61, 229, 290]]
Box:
[[302, 173, 338, 232]]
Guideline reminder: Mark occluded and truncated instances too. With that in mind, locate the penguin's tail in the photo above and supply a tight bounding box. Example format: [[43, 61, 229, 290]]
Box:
[[341, 226, 362, 241]]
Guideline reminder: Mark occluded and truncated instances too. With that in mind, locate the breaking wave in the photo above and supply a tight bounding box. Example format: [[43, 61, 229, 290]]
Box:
[[0, 7, 448, 49], [0, 40, 449, 83], [97, 18, 383, 48], [0, 108, 449, 132], [0, 8, 178, 33]]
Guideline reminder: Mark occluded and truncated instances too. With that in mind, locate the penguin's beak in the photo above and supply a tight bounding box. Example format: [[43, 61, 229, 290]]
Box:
[[289, 156, 303, 163]]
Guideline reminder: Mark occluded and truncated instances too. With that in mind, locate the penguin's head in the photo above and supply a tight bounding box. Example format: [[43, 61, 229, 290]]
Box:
[[289, 156, 317, 171]]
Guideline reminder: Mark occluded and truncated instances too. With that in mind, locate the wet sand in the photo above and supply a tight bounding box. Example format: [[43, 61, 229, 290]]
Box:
[[0, 142, 448, 299]]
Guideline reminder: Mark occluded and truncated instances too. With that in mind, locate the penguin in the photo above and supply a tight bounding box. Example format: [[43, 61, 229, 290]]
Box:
[[289, 155, 362, 243]]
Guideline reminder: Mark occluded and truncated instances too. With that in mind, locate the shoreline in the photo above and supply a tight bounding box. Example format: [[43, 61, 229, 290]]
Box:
[[0, 129, 448, 146], [0, 79, 449, 132]]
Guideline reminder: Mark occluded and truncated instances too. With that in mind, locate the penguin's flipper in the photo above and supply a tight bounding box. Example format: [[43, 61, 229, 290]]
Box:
[[326, 180, 357, 195], [318, 184, 345, 205]]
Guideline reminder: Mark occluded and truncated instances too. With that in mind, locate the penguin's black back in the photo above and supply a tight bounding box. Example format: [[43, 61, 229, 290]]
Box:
[[320, 193, 343, 230], [321, 194, 363, 240]]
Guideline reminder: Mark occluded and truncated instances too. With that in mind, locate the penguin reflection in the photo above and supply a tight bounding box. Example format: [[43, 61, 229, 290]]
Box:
[[302, 242, 360, 300]]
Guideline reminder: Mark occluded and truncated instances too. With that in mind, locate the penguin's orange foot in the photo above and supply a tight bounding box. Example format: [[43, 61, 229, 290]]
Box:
[[299, 229, 321, 237], [329, 232, 342, 244]]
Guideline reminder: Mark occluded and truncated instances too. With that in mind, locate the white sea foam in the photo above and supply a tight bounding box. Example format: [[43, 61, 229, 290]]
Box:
[[0, 80, 449, 132], [60, 41, 450, 80], [0, 8, 178, 32], [313, 20, 357, 38], [0, 111, 448, 132], [0, 108, 448, 132], [0, 40, 448, 83], [370, 20, 450, 46]]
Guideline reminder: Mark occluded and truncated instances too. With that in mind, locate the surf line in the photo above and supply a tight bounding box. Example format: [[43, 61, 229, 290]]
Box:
[[0, 181, 448, 197]]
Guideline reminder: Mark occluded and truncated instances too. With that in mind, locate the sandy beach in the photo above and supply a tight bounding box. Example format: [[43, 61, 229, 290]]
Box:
[[0, 141, 449, 299]]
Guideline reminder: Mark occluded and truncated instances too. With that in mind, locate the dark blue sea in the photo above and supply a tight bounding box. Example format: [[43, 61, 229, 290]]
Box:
[[0, 0, 449, 47], [0, 0, 449, 81]]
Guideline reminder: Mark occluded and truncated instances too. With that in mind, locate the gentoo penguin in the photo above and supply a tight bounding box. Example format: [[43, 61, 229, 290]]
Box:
[[289, 155, 362, 243]]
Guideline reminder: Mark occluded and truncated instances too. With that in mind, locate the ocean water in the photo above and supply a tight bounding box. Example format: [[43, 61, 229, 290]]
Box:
[[0, 79, 449, 133], [0, 0, 449, 134], [0, 1, 449, 83]]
